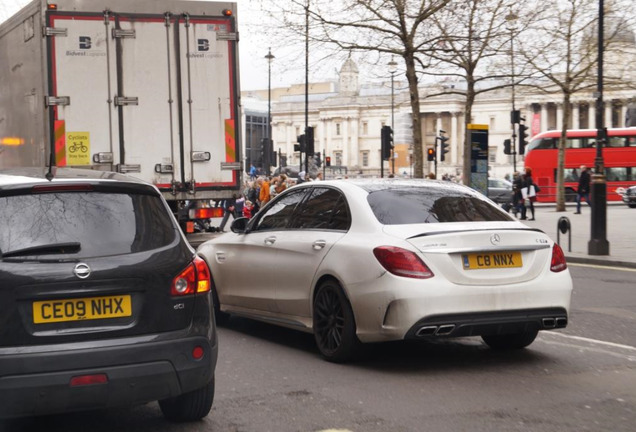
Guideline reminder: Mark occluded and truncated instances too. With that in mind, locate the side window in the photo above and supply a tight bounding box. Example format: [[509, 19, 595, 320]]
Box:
[[252, 190, 307, 231], [291, 188, 351, 231]]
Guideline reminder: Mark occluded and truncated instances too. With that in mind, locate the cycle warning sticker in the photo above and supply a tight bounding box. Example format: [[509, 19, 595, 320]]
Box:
[[66, 132, 90, 165]]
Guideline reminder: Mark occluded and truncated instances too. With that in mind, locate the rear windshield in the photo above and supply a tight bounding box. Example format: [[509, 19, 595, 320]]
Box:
[[367, 187, 513, 224], [0, 192, 176, 258]]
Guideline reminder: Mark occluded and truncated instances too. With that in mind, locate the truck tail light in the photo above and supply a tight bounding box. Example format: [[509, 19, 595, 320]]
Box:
[[172, 256, 211, 296], [190, 207, 224, 219], [373, 246, 434, 279]]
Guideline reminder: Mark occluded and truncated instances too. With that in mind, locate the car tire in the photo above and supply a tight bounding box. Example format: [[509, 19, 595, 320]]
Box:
[[313, 280, 360, 363], [481, 329, 539, 350], [159, 377, 215, 422], [628, 203, 636, 209]]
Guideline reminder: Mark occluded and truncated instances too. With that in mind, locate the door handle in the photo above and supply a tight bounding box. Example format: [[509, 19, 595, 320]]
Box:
[[312, 240, 327, 250], [264, 236, 277, 245]]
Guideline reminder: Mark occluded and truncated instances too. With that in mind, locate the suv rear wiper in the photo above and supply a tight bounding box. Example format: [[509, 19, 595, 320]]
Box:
[[1, 242, 81, 258]]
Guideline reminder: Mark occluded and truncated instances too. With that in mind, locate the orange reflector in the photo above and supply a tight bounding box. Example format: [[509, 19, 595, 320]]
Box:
[[70, 373, 108, 387], [186, 221, 195, 233], [222, 9, 232, 16], [192, 346, 204, 360], [48, 3, 58, 10], [0, 137, 25, 146], [194, 207, 223, 219]]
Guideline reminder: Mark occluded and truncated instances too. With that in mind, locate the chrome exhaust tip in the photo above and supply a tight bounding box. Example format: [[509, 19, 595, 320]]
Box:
[[555, 317, 568, 327], [435, 324, 456, 336], [542, 318, 556, 328], [416, 326, 438, 337]]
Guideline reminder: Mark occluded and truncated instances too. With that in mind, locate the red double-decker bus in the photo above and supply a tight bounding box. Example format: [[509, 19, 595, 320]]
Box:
[[523, 128, 636, 202]]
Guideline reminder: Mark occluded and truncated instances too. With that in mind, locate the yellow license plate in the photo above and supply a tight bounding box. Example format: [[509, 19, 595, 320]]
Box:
[[33, 295, 132, 324], [462, 252, 522, 270]]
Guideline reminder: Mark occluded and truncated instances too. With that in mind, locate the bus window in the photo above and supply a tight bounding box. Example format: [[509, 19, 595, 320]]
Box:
[[607, 136, 627, 148], [605, 167, 626, 182], [564, 168, 580, 182]]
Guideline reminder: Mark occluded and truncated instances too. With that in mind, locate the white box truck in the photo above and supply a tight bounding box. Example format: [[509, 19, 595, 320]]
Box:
[[0, 0, 242, 232]]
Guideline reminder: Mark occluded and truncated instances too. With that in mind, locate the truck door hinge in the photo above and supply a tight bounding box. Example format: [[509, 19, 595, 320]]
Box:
[[112, 28, 136, 39], [43, 27, 68, 37], [45, 96, 70, 107], [216, 32, 238, 41], [114, 96, 139, 106]]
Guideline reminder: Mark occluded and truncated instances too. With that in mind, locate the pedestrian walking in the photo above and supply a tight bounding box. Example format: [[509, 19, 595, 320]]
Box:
[[249, 164, 257, 180], [512, 171, 523, 218], [574, 165, 591, 214], [522, 168, 539, 221]]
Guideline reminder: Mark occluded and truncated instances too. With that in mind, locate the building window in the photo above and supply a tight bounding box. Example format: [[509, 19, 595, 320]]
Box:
[[490, 116, 496, 130], [362, 122, 368, 135], [335, 152, 343, 166], [336, 123, 341, 136], [488, 147, 497, 164], [361, 151, 369, 167]]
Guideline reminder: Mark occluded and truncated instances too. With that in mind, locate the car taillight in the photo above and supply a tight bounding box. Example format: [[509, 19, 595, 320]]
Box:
[[550, 243, 567, 272], [172, 256, 211, 296], [373, 246, 434, 279]]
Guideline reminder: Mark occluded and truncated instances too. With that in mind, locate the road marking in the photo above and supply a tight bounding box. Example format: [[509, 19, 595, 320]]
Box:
[[568, 262, 636, 272], [542, 331, 636, 352]]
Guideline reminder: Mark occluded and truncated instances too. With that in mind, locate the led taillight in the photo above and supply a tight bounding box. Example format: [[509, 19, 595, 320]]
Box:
[[550, 243, 567, 272], [373, 246, 434, 279], [190, 207, 224, 219], [172, 256, 211, 296], [32, 184, 93, 193]]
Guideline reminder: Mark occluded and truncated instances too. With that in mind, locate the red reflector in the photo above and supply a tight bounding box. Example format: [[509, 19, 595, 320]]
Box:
[[186, 221, 195, 233], [373, 246, 434, 279], [192, 346, 204, 359], [194, 207, 224, 219], [32, 184, 93, 193], [70, 373, 108, 387]]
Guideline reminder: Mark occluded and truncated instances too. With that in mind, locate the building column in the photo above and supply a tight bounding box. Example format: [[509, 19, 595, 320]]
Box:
[[556, 103, 563, 130], [572, 102, 580, 129], [588, 102, 596, 129], [605, 101, 613, 128], [351, 115, 359, 168], [540, 103, 548, 132], [343, 117, 350, 167], [622, 101, 628, 128], [451, 112, 459, 165]]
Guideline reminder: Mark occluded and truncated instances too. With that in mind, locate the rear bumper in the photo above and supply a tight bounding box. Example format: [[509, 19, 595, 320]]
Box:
[[0, 332, 217, 419]]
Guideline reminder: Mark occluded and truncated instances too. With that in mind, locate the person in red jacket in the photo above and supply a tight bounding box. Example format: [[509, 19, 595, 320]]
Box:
[[243, 200, 254, 219]]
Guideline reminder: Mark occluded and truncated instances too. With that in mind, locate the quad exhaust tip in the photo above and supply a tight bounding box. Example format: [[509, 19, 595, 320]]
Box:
[[415, 324, 456, 337]]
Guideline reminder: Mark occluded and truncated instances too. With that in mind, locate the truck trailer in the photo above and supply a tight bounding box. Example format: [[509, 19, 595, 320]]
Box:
[[0, 0, 242, 231]]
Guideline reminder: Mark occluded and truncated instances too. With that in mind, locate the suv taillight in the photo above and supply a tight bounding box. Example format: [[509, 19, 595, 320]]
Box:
[[172, 256, 211, 296], [373, 246, 434, 279], [550, 243, 567, 272]]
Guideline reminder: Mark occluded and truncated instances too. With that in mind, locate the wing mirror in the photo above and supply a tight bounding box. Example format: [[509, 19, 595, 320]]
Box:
[[230, 217, 250, 233]]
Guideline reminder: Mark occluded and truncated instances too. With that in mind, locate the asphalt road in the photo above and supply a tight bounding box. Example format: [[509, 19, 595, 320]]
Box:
[[3, 263, 635, 432]]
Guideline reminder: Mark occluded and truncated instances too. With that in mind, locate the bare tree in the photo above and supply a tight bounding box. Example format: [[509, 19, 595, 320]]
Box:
[[264, 0, 451, 178], [421, 0, 539, 185], [517, 0, 633, 211]]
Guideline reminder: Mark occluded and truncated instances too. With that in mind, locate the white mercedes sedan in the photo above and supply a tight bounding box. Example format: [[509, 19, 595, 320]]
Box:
[[198, 179, 572, 362]]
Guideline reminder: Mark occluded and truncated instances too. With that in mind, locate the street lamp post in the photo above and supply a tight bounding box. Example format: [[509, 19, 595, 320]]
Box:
[[265, 47, 275, 175], [505, 9, 518, 175], [388, 56, 397, 175], [589, 0, 609, 255]]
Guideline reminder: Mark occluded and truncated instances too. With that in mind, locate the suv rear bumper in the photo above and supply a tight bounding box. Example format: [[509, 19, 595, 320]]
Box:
[[0, 333, 217, 419]]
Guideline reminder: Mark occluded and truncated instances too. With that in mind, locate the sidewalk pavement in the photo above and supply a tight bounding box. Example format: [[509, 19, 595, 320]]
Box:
[[517, 202, 636, 269]]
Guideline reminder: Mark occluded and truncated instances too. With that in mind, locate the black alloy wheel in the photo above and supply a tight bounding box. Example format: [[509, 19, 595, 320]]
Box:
[[313, 281, 359, 363]]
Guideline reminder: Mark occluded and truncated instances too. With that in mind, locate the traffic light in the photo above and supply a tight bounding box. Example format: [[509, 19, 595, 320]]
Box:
[[518, 123, 529, 155], [325, 156, 331, 167], [510, 110, 521, 124], [439, 134, 450, 161], [295, 134, 306, 153], [305, 126, 315, 155], [271, 150, 277, 167], [315, 152, 322, 167], [381, 125, 393, 160], [503, 138, 512, 155], [427, 147, 436, 162]]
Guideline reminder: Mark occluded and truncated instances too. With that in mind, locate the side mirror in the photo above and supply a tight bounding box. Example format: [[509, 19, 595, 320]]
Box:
[[230, 217, 250, 233]]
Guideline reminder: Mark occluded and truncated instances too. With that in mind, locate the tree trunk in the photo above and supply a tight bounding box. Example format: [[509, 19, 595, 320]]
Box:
[[404, 53, 423, 178], [462, 83, 476, 186], [556, 93, 571, 211]]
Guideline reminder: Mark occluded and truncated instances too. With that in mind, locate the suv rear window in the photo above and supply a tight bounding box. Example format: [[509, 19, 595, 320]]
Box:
[[0, 192, 176, 258], [367, 187, 513, 224]]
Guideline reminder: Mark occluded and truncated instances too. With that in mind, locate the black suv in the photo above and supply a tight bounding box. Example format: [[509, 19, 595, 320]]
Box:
[[0, 168, 217, 421]]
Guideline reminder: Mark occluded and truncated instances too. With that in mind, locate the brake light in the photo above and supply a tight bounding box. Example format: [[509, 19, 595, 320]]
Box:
[[172, 256, 211, 296], [550, 243, 567, 272], [191, 207, 224, 219], [373, 246, 434, 279], [32, 184, 93, 193]]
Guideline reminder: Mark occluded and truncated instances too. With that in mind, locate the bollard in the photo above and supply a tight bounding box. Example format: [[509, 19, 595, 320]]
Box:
[[557, 216, 572, 252]]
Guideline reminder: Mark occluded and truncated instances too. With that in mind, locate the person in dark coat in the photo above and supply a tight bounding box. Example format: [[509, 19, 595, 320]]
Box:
[[574, 165, 591, 214]]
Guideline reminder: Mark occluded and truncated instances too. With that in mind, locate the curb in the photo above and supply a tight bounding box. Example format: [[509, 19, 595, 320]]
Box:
[[565, 255, 636, 269]]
